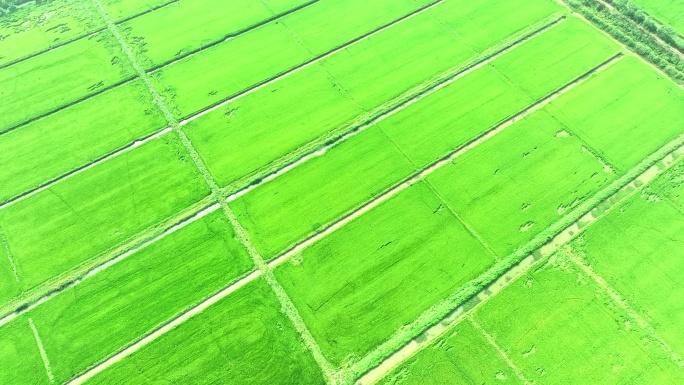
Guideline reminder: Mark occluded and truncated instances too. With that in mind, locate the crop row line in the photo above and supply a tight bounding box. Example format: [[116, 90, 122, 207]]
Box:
[[29, 318, 55, 383], [90, 0, 336, 383], [469, 316, 532, 385], [64, 40, 622, 385], [0, 0, 179, 72], [562, 247, 684, 367], [351, 126, 684, 385]]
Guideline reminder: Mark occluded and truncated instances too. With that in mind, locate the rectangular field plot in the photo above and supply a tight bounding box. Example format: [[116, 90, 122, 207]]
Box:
[[26, 210, 253, 382], [186, 0, 566, 189], [0, 31, 135, 133], [379, 321, 524, 385], [152, 0, 434, 119], [0, 133, 210, 294], [569, 164, 684, 356], [100, 0, 172, 22], [546, 56, 684, 172], [0, 80, 166, 204], [120, 0, 313, 69], [85, 278, 326, 385], [229, 127, 415, 260], [471, 254, 684, 384], [426, 110, 615, 258], [275, 182, 496, 364], [0, 316, 49, 384], [0, 0, 104, 67], [429, 0, 562, 51]]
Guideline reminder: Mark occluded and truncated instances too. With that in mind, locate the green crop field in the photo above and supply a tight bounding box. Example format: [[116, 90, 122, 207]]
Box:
[[1, 0, 683, 383]]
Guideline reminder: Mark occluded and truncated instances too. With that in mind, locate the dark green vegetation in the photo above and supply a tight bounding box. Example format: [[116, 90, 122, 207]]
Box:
[[1, 0, 684, 383]]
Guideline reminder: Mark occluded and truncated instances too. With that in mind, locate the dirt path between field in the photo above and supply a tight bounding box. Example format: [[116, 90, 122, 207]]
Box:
[[352, 139, 684, 385], [29, 318, 55, 383]]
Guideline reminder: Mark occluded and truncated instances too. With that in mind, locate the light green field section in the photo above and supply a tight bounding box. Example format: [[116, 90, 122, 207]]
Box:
[[379, 17, 619, 170], [430, 0, 563, 51], [427, 111, 615, 258], [380, 321, 524, 385], [280, 0, 435, 56], [0, 0, 104, 67], [0, 31, 135, 133], [318, 10, 473, 110], [87, 279, 326, 384], [0, 134, 210, 293], [276, 182, 495, 364], [27, 211, 253, 382], [631, 0, 684, 35], [152, 0, 432, 119], [547, 56, 684, 172], [570, 165, 684, 355], [0, 80, 166, 204], [185, 0, 564, 189], [473, 255, 684, 384], [489, 17, 618, 99], [230, 127, 415, 259], [0, 245, 19, 305], [0, 317, 48, 385], [263, 0, 314, 14], [120, 0, 311, 69], [184, 63, 363, 187], [100, 0, 172, 22]]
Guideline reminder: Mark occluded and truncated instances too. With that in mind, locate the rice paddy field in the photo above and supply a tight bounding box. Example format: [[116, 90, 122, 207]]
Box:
[[0, 0, 683, 383]]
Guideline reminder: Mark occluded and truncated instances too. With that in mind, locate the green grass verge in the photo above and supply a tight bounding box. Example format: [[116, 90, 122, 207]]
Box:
[[27, 210, 253, 382], [426, 110, 616, 258], [0, 315, 47, 384], [624, 0, 684, 39], [0, 79, 166, 204], [473, 253, 684, 383], [380, 320, 524, 385], [0, 133, 210, 294], [87, 278, 326, 384], [275, 181, 496, 365], [0, 31, 136, 133], [547, 55, 684, 173]]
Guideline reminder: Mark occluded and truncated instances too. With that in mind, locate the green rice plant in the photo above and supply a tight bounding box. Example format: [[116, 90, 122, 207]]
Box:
[[100, 0, 172, 22], [0, 133, 210, 292], [86, 279, 326, 384], [0, 0, 104, 67], [275, 182, 497, 365], [28, 211, 254, 382], [0, 31, 136, 133], [547, 56, 684, 172], [0, 316, 48, 384], [426, 110, 616, 257], [0, 80, 166, 204], [0, 243, 18, 305], [473, 253, 684, 383]]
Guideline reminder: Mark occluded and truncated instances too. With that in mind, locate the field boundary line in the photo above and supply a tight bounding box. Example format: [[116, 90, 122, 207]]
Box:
[[0, 198, 215, 326], [227, 15, 567, 203], [0, 225, 19, 283], [562, 247, 684, 367], [145, 0, 320, 72], [67, 270, 262, 385], [29, 318, 55, 383], [269, 53, 622, 270], [469, 317, 532, 385], [91, 1, 336, 382], [0, 127, 173, 209], [0, 75, 137, 137], [351, 129, 684, 385], [178, 0, 444, 125]]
